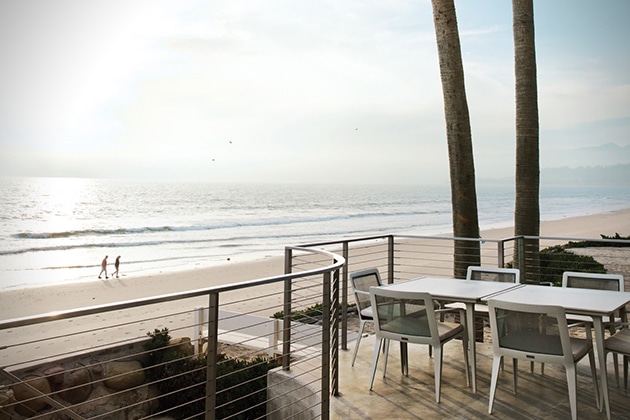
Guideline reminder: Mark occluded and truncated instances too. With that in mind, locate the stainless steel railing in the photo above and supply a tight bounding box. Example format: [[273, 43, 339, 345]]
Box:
[[1, 234, 628, 419], [0, 247, 343, 420]]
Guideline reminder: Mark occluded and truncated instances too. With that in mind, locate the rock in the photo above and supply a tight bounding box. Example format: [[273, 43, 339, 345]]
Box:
[[90, 360, 104, 376], [75, 384, 160, 419], [43, 366, 65, 386], [0, 389, 16, 420], [12, 375, 51, 415], [104, 360, 146, 391], [170, 337, 194, 356], [59, 365, 93, 404]]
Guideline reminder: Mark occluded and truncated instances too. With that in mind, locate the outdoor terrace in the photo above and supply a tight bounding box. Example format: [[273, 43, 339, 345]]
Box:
[[0, 234, 629, 419]]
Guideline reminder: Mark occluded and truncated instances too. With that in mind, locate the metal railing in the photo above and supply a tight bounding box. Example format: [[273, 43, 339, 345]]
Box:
[[0, 247, 343, 420], [292, 234, 630, 350], [1, 234, 628, 419]]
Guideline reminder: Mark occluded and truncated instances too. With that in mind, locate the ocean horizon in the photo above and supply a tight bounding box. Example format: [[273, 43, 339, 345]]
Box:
[[1, 176, 629, 291]]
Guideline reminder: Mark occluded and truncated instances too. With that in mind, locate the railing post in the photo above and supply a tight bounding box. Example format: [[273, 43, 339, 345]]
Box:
[[341, 241, 349, 350], [497, 239, 505, 268], [205, 292, 219, 420], [387, 235, 395, 284], [515, 236, 527, 280], [282, 248, 293, 370], [321, 270, 331, 420], [331, 265, 340, 397]]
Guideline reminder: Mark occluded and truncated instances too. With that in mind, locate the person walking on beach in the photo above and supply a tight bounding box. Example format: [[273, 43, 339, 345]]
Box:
[[99, 255, 108, 279], [113, 256, 121, 278]]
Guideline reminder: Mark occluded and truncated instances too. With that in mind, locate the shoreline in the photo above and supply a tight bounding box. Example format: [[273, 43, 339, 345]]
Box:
[[1, 208, 629, 322]]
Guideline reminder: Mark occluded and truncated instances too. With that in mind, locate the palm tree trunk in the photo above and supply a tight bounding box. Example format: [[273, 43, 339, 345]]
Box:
[[513, 0, 540, 283], [431, 0, 480, 278]]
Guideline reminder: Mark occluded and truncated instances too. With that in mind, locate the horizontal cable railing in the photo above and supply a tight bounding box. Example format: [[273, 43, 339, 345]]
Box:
[[0, 247, 344, 420], [1, 233, 628, 419], [516, 235, 630, 288], [292, 233, 629, 349]]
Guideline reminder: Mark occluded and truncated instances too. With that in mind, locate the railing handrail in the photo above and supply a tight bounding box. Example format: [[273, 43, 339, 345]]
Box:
[[520, 235, 629, 244], [0, 246, 345, 331], [297, 233, 630, 247]]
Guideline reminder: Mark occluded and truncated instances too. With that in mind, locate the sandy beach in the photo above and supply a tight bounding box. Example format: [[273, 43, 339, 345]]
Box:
[[1, 208, 629, 323]]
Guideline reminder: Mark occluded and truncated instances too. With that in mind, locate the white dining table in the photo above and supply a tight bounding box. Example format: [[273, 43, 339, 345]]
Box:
[[484, 284, 630, 420], [378, 276, 523, 393]]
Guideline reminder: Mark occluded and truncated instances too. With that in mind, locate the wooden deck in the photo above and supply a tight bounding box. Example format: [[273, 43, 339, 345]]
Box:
[[331, 333, 629, 419]]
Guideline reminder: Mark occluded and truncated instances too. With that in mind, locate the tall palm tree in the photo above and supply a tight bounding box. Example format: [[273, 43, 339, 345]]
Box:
[[512, 0, 540, 283], [431, 0, 480, 278]]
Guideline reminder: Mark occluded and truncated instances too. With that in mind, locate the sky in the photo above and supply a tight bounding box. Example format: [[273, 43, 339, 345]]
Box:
[[0, 0, 629, 185]]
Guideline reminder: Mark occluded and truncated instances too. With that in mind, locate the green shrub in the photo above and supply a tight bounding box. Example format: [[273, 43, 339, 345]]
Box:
[[272, 303, 324, 323], [145, 328, 279, 419], [538, 246, 606, 286], [547, 233, 630, 250]]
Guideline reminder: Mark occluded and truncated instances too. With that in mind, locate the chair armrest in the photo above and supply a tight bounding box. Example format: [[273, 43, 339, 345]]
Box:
[[435, 308, 466, 326], [567, 321, 590, 329], [567, 321, 593, 340], [608, 321, 630, 330], [435, 308, 463, 316]]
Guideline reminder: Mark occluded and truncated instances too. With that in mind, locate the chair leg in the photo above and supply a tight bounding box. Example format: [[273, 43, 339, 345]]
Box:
[[488, 355, 503, 414], [351, 320, 366, 366], [369, 338, 383, 390], [433, 345, 443, 403], [461, 331, 470, 388], [589, 349, 600, 411], [382, 339, 390, 377], [529, 361, 545, 374], [624, 355, 629, 391], [512, 358, 518, 393], [400, 342, 408, 376], [565, 364, 578, 420], [613, 353, 620, 387]]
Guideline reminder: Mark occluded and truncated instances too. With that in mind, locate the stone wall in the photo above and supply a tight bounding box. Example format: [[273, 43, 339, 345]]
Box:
[[0, 337, 193, 419]]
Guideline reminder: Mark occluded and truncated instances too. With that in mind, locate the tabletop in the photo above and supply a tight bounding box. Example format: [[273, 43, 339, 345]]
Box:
[[484, 284, 630, 316], [380, 277, 523, 303]]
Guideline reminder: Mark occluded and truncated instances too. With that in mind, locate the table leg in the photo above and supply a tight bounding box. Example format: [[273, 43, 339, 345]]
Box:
[[593, 316, 610, 419], [466, 302, 476, 393]]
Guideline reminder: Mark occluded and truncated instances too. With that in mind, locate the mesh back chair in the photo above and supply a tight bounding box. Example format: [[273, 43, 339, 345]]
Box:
[[563, 271, 624, 292], [467, 266, 520, 283], [487, 299, 599, 420], [605, 323, 630, 390], [349, 269, 383, 366], [445, 266, 520, 331], [562, 271, 626, 385], [368, 287, 469, 403], [446, 266, 520, 314]]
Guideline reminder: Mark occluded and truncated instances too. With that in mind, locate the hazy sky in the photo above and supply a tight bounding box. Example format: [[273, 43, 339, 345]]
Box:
[[1, 0, 628, 184]]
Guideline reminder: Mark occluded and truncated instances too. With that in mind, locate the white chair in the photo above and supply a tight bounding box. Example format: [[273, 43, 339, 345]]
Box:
[[446, 266, 520, 316], [562, 271, 624, 292], [487, 299, 599, 420], [368, 286, 469, 403], [349, 268, 383, 366], [604, 323, 630, 390], [562, 271, 626, 385], [444, 266, 519, 342]]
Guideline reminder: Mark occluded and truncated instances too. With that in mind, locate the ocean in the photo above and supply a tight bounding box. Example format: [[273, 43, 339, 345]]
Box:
[[1, 176, 629, 291]]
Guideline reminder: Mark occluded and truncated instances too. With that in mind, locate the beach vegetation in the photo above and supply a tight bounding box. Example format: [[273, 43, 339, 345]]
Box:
[[537, 247, 606, 286], [271, 302, 357, 323], [145, 328, 279, 419], [271, 302, 325, 323], [507, 234, 628, 286], [563, 233, 630, 248]]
